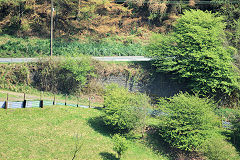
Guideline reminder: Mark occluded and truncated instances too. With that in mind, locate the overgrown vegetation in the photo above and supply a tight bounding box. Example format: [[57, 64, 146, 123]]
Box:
[[0, 0, 239, 38], [144, 8, 240, 158], [0, 57, 94, 94], [33, 56, 97, 94], [0, 35, 146, 57], [0, 56, 95, 94], [214, 0, 240, 50], [0, 0, 151, 38], [0, 63, 31, 91]]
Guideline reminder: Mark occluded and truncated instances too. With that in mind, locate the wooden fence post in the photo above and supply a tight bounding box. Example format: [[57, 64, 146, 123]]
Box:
[[65, 95, 67, 106], [88, 96, 91, 108], [53, 95, 56, 105], [77, 95, 79, 107], [23, 93, 26, 108], [5, 93, 8, 109], [40, 100, 43, 108], [40, 91, 43, 108]]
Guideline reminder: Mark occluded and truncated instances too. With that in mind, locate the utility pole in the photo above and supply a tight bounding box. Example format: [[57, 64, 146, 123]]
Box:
[[50, 0, 54, 57]]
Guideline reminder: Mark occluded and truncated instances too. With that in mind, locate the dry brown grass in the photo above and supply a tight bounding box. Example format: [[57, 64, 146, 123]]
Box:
[[189, 0, 196, 7], [168, 13, 179, 21], [149, 0, 168, 14]]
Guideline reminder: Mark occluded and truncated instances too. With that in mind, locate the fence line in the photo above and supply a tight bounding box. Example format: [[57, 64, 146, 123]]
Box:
[[0, 100, 91, 109], [0, 92, 92, 109], [0, 92, 231, 129]]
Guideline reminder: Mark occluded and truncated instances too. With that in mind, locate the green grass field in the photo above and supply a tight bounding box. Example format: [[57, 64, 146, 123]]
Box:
[[0, 106, 169, 160]]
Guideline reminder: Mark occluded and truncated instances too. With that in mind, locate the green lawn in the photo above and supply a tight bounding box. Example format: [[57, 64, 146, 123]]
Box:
[[0, 106, 169, 160]]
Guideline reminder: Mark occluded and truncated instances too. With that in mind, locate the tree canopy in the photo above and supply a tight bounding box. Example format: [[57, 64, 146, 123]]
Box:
[[148, 9, 240, 102]]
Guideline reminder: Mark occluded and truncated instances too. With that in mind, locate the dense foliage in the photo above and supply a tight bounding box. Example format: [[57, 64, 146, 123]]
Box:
[[157, 92, 219, 151], [156, 92, 240, 159], [148, 10, 240, 103], [103, 84, 149, 133], [213, 0, 240, 50]]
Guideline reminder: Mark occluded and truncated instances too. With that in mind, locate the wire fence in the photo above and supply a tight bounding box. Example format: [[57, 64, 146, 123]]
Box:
[[0, 92, 232, 129], [0, 93, 92, 109]]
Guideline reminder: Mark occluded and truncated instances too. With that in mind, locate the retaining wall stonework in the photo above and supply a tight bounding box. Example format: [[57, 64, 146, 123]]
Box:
[[98, 72, 187, 97]]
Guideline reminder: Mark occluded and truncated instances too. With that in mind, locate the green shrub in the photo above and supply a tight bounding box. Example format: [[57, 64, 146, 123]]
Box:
[[199, 133, 240, 160], [61, 55, 96, 90], [232, 110, 240, 148], [147, 9, 240, 103], [103, 84, 149, 133], [33, 58, 62, 93], [157, 92, 220, 151], [112, 134, 129, 159]]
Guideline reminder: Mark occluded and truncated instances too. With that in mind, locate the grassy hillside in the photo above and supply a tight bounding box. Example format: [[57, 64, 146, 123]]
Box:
[[0, 0, 152, 38], [0, 105, 169, 160], [0, 0, 239, 57]]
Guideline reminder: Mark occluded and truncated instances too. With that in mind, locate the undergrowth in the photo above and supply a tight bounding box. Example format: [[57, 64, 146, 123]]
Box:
[[0, 58, 150, 98]]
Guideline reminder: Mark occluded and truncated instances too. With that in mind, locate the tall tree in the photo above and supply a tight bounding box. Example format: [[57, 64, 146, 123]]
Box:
[[148, 10, 240, 105]]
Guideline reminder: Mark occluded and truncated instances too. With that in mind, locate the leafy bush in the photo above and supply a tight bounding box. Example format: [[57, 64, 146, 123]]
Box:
[[103, 84, 149, 133], [231, 110, 240, 148], [199, 133, 240, 160], [33, 58, 62, 93], [112, 134, 129, 159], [147, 10, 240, 103], [61, 55, 95, 90], [157, 92, 220, 151]]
